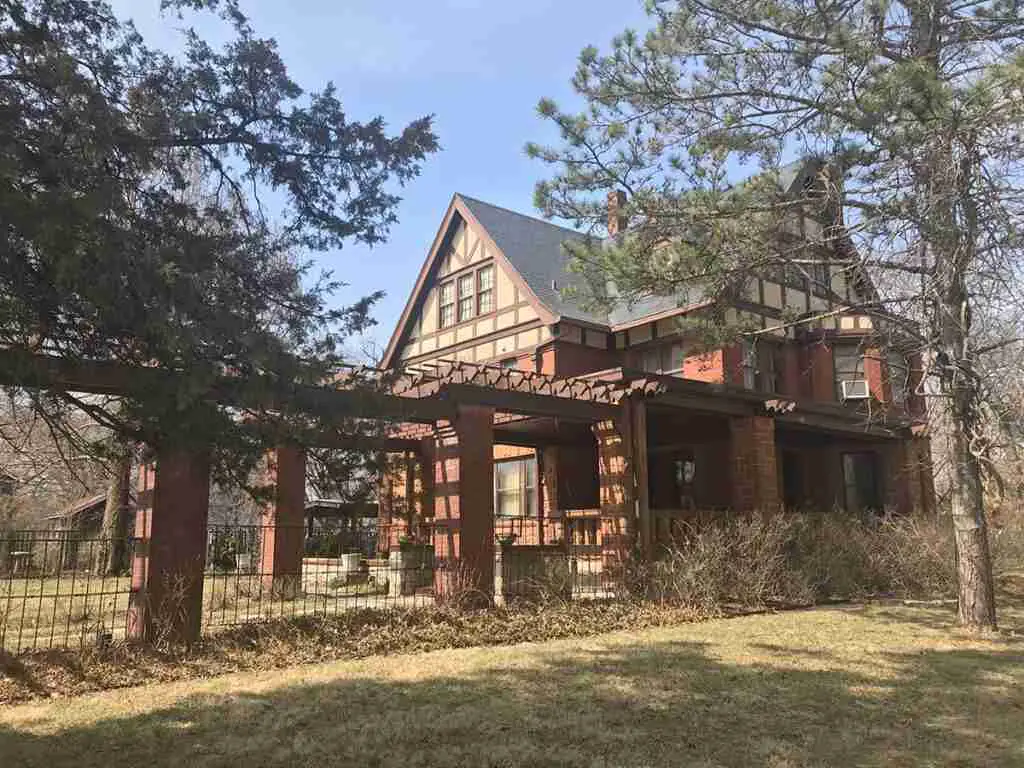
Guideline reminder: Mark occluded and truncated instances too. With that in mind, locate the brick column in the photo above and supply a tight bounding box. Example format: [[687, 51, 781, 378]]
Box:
[[432, 406, 494, 602], [863, 347, 891, 404], [890, 437, 935, 515], [260, 444, 306, 598], [729, 416, 779, 511], [538, 446, 559, 546], [127, 447, 210, 644], [378, 457, 395, 554], [416, 437, 435, 539], [592, 409, 636, 559]]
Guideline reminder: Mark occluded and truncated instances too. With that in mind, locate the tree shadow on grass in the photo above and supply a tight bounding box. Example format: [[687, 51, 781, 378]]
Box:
[[865, 593, 1024, 637], [2, 633, 1024, 768]]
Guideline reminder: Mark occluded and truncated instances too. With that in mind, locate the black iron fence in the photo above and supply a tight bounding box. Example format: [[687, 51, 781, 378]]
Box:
[[2, 514, 629, 653], [0, 528, 137, 653]]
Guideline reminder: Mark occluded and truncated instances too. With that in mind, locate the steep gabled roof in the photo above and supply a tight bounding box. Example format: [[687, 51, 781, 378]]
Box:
[[457, 196, 608, 326], [381, 158, 875, 369]]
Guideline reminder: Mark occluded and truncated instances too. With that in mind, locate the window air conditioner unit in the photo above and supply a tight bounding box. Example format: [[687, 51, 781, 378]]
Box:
[[841, 379, 870, 400]]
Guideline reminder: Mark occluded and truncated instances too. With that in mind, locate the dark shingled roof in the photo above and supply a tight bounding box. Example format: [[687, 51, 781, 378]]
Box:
[[455, 159, 821, 330], [458, 195, 609, 325], [458, 194, 701, 328]]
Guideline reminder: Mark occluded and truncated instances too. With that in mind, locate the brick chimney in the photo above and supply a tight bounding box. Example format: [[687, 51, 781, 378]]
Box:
[[607, 190, 627, 236]]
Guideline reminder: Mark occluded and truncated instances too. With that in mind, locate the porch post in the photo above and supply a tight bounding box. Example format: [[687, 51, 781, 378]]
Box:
[[259, 444, 306, 598], [729, 416, 779, 512], [432, 406, 494, 602], [417, 436, 435, 539], [630, 400, 652, 556], [127, 446, 210, 644], [592, 404, 637, 561]]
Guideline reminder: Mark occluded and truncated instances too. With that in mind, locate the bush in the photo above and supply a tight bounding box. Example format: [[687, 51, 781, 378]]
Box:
[[639, 511, 957, 613]]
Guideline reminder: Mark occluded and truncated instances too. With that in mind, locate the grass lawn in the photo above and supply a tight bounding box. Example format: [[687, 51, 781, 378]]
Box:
[[1, 598, 1023, 767]]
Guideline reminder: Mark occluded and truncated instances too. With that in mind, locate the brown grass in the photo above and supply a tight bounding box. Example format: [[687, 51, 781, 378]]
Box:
[[1, 590, 1022, 767]]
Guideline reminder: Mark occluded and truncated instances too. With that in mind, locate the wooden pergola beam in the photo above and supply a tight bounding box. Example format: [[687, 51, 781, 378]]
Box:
[[439, 382, 616, 422]]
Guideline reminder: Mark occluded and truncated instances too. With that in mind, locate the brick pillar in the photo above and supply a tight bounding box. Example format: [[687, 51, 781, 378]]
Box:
[[378, 457, 395, 554], [260, 444, 306, 598], [538, 446, 559, 545], [863, 347, 890, 404], [891, 437, 935, 515], [432, 406, 494, 602], [127, 447, 210, 644], [729, 416, 779, 511], [723, 343, 745, 386], [592, 410, 636, 561]]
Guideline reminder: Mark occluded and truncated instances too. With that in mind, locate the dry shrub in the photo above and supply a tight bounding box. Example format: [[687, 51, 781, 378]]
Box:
[[992, 514, 1024, 578], [641, 511, 957, 613]]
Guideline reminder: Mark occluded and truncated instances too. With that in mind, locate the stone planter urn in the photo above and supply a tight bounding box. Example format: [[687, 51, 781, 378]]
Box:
[[339, 552, 362, 580], [388, 544, 434, 597]]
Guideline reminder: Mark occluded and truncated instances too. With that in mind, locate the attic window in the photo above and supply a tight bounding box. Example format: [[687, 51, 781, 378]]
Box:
[[439, 262, 495, 328], [457, 273, 474, 322], [477, 265, 494, 314], [439, 282, 455, 328]]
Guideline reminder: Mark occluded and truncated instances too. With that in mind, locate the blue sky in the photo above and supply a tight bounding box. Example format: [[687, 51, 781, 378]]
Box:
[[111, 1, 651, 356]]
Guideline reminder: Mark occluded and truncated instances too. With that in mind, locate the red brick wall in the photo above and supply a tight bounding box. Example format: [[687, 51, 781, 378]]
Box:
[[804, 341, 836, 402], [863, 347, 891, 403], [683, 349, 726, 383], [552, 340, 619, 377]]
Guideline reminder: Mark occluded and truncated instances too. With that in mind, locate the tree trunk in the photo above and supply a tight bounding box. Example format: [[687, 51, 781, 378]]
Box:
[[96, 450, 132, 576], [948, 389, 998, 630], [907, 0, 1000, 627]]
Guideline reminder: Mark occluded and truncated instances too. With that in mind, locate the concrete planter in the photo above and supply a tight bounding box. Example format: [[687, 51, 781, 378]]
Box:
[[388, 545, 434, 597]]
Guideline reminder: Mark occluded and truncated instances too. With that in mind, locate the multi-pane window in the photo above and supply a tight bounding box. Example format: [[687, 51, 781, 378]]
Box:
[[887, 351, 908, 406], [833, 344, 864, 399], [457, 273, 475, 322], [638, 342, 685, 374], [495, 458, 537, 517], [477, 265, 494, 314], [438, 263, 495, 328], [810, 262, 830, 296], [439, 281, 455, 328]]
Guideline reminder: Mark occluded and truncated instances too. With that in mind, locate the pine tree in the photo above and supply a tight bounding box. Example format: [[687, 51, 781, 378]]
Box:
[[529, 0, 1024, 631], [0, 1, 438, 484]]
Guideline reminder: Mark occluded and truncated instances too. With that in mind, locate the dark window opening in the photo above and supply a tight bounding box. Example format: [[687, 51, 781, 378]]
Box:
[[842, 452, 881, 513]]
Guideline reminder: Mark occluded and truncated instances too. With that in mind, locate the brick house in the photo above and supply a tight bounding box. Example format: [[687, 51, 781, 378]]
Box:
[[376, 159, 934, 565]]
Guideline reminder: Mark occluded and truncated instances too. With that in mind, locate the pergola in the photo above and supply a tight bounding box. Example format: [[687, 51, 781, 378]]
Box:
[[0, 349, 921, 642]]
